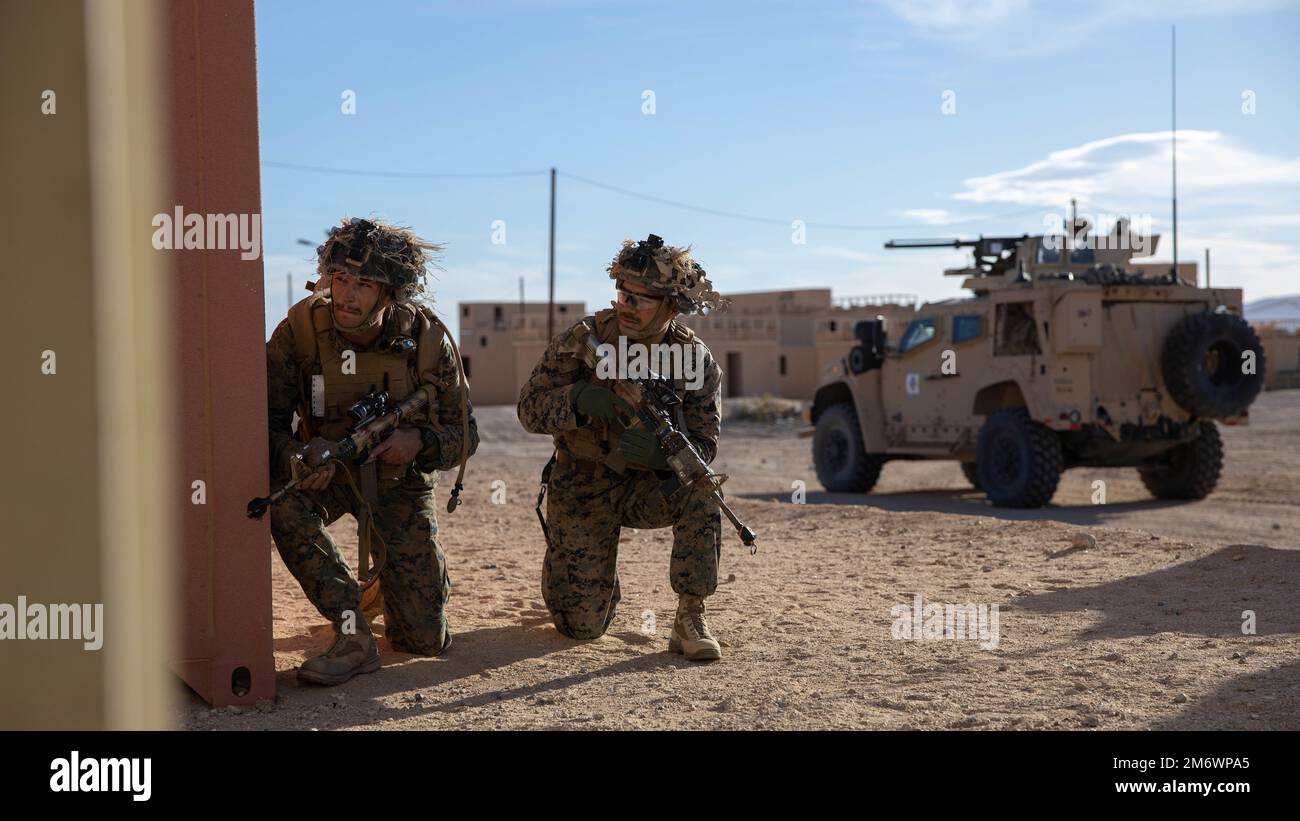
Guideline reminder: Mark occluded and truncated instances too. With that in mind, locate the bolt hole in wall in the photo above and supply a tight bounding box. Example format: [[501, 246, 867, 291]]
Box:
[[231, 666, 252, 697]]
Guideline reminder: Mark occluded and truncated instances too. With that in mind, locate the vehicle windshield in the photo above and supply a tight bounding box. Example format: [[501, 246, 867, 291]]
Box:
[[898, 318, 936, 353]]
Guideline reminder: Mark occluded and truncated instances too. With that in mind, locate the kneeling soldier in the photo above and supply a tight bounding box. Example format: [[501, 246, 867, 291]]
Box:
[[518, 235, 728, 660], [266, 217, 478, 685]]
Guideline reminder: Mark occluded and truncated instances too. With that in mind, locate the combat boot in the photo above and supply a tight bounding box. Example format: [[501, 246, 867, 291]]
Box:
[[668, 594, 722, 661], [298, 623, 381, 686]]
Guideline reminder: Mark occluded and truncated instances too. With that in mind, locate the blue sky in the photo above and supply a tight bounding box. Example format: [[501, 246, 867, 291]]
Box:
[[254, 0, 1300, 339]]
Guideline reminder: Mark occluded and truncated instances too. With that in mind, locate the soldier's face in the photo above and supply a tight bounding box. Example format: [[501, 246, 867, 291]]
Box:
[[330, 271, 388, 324], [615, 280, 677, 333]]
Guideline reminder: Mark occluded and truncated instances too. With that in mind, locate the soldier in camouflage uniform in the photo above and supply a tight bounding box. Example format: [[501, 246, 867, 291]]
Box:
[[266, 217, 478, 686], [518, 235, 729, 661]]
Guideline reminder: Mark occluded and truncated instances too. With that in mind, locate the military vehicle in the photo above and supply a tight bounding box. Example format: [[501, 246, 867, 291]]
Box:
[[809, 222, 1265, 507]]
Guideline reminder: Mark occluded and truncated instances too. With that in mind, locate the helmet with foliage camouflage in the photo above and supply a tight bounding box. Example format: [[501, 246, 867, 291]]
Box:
[[316, 217, 443, 304], [607, 234, 727, 315]]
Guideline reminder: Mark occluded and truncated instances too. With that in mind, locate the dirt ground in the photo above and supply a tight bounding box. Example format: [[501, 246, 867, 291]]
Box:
[[180, 390, 1300, 730]]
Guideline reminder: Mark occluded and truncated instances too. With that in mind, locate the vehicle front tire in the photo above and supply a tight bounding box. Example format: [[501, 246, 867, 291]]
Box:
[[1139, 422, 1223, 500], [813, 402, 884, 492], [976, 407, 1062, 508]]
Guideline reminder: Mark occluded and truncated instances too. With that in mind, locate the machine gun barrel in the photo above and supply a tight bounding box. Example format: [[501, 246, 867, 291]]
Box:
[[884, 238, 977, 249]]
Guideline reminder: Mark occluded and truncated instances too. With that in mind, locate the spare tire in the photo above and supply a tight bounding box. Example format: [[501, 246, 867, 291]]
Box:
[[1161, 310, 1264, 418]]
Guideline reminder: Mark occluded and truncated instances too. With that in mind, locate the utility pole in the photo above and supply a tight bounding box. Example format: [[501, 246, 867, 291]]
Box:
[[1205, 248, 1211, 288], [286, 272, 293, 313], [518, 276, 524, 322], [547, 167, 556, 342]]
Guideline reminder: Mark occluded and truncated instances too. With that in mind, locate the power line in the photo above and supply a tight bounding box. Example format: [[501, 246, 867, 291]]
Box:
[[558, 171, 1047, 230], [262, 159, 1052, 231], [556, 170, 790, 227], [262, 160, 549, 179]]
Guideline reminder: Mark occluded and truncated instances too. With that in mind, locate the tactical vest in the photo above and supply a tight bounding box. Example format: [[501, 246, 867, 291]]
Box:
[[555, 307, 698, 474], [287, 291, 440, 486]]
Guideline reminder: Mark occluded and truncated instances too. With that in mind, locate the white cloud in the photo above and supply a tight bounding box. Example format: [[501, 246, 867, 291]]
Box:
[[877, 0, 1029, 30], [1144, 232, 1300, 300], [896, 208, 960, 225], [1211, 213, 1300, 230], [715, 128, 1300, 305], [953, 130, 1300, 208], [873, 0, 1298, 54], [809, 245, 878, 263]]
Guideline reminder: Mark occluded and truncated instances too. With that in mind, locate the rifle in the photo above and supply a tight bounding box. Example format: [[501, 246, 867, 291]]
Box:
[[573, 328, 758, 554], [246, 385, 432, 521]]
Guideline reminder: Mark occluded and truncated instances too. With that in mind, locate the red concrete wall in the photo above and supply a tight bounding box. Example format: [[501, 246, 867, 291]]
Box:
[[164, 0, 274, 706]]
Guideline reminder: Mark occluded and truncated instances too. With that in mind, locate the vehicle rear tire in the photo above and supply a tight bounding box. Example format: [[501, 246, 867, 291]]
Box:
[[976, 407, 1062, 508], [1139, 422, 1223, 500], [813, 402, 884, 492], [1162, 310, 1264, 418], [960, 461, 981, 489]]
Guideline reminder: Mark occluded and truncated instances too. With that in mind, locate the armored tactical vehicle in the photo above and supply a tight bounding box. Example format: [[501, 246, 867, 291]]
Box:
[[810, 223, 1265, 507]]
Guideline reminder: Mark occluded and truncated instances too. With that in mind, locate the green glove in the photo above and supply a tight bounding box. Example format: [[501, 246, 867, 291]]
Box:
[[619, 428, 669, 470], [570, 382, 631, 424]]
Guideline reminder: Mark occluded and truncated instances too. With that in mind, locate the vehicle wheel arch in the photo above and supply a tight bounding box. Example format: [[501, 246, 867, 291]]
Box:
[[811, 381, 854, 423], [972, 380, 1030, 417]]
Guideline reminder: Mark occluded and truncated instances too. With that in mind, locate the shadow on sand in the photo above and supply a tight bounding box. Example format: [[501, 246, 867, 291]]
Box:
[[740, 486, 1184, 527]]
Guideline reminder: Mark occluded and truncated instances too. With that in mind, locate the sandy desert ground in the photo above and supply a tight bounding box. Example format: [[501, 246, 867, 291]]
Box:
[[180, 390, 1300, 730]]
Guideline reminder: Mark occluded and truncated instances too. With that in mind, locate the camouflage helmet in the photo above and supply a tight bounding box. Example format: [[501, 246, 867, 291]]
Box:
[[316, 217, 443, 301], [607, 234, 727, 315]]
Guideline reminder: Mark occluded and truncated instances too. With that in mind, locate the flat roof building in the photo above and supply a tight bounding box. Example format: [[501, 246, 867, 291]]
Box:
[[459, 301, 586, 406], [677, 289, 918, 399], [458, 289, 917, 405]]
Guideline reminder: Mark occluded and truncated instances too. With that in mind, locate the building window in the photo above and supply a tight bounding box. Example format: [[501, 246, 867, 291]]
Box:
[[461, 305, 469, 318], [558, 305, 568, 313], [480, 336, 488, 348], [829, 320, 837, 333], [462, 356, 471, 379], [779, 355, 787, 376]]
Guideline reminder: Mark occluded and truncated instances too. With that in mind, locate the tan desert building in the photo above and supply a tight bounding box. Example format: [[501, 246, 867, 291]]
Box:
[[458, 289, 917, 405], [1245, 295, 1300, 391], [676, 289, 917, 399], [1256, 324, 1300, 390], [459, 301, 586, 405]]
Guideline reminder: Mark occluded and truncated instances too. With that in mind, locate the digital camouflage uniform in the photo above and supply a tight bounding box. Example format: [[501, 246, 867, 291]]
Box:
[[266, 219, 478, 659], [517, 235, 729, 643]]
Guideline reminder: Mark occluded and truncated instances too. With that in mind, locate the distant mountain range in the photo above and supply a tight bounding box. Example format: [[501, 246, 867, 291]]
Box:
[[1246, 295, 1300, 323]]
